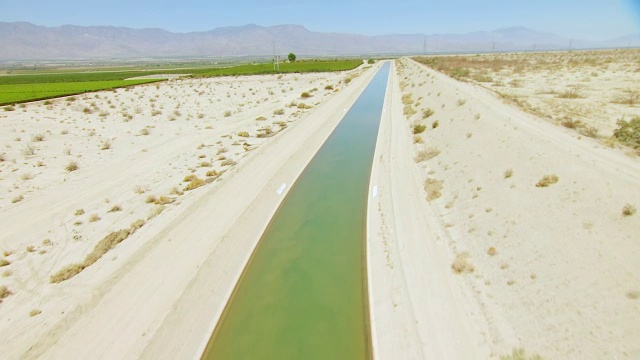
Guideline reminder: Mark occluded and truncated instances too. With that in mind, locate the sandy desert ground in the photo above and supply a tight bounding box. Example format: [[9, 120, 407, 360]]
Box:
[[0, 62, 379, 359], [367, 57, 639, 359], [416, 49, 640, 145], [1, 50, 639, 360]]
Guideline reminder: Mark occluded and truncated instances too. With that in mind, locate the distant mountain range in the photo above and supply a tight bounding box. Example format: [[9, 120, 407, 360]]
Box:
[[0, 22, 638, 61]]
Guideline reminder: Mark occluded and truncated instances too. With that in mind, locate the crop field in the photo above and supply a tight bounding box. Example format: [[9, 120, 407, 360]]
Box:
[[0, 80, 160, 105], [0, 59, 362, 105]]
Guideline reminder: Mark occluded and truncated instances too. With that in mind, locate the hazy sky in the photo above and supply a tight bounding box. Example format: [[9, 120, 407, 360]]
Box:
[[2, 0, 639, 40]]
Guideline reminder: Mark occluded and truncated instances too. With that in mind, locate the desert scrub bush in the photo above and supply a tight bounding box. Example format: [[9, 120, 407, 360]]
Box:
[[504, 169, 513, 178], [100, 139, 111, 150], [403, 105, 417, 117], [88, 214, 100, 222], [613, 116, 640, 149], [432, 120, 440, 129], [3, 105, 16, 111], [487, 247, 497, 256], [300, 92, 312, 98], [622, 204, 636, 216], [556, 89, 583, 99], [535, 174, 559, 187], [450, 67, 470, 79], [412, 123, 427, 134], [65, 161, 79, 172], [50, 220, 146, 283], [224, 110, 232, 117], [31, 133, 45, 142], [256, 116, 267, 121], [324, 85, 334, 90], [154, 196, 175, 205], [22, 144, 36, 156], [273, 108, 285, 115], [11, 195, 24, 203], [0, 285, 11, 302], [473, 74, 493, 82], [184, 177, 206, 191], [422, 108, 434, 119], [238, 131, 250, 137], [401, 94, 414, 105], [415, 147, 441, 162], [612, 90, 639, 105], [108, 205, 122, 212], [183, 174, 197, 182], [456, 98, 467, 106], [199, 161, 212, 167], [578, 125, 598, 138], [297, 103, 312, 109], [221, 159, 237, 166], [424, 178, 444, 200], [451, 252, 474, 274], [413, 135, 423, 144], [29, 309, 42, 317], [499, 348, 544, 360], [74, 209, 85, 216], [0, 153, 5, 162], [561, 118, 581, 129], [206, 170, 219, 177], [0, 258, 11, 267]]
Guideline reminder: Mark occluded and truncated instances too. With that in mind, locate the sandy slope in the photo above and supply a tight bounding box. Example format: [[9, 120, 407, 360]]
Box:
[[369, 57, 640, 359], [0, 63, 380, 359]]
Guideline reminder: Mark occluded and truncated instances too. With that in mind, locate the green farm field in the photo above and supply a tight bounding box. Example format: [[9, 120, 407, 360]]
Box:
[[0, 59, 362, 105], [0, 80, 159, 106]]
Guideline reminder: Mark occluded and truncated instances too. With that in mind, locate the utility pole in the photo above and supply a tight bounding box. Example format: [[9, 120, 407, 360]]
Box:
[[273, 39, 277, 71]]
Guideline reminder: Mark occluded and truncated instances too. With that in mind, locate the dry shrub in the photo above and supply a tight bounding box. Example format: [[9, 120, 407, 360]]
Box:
[[403, 105, 417, 117], [415, 147, 441, 163], [556, 89, 583, 99], [206, 170, 219, 177], [535, 174, 559, 188], [451, 252, 474, 274], [424, 178, 444, 200], [256, 116, 267, 121], [613, 116, 640, 149], [221, 159, 237, 166], [65, 161, 79, 172], [183, 174, 197, 182], [401, 94, 414, 105], [11, 195, 24, 203], [184, 177, 206, 191], [0, 258, 10, 267], [500, 348, 544, 360], [0, 285, 11, 302], [422, 108, 435, 119], [50, 220, 146, 283], [238, 131, 250, 138], [504, 169, 513, 179], [88, 214, 100, 222], [74, 209, 85, 216], [108, 205, 122, 212], [487, 247, 497, 256], [154, 196, 175, 205], [622, 204, 637, 216], [412, 123, 426, 134], [561, 118, 581, 129], [29, 309, 42, 317]]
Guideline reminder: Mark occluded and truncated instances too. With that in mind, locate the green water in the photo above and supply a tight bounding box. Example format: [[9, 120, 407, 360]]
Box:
[[203, 63, 390, 360]]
